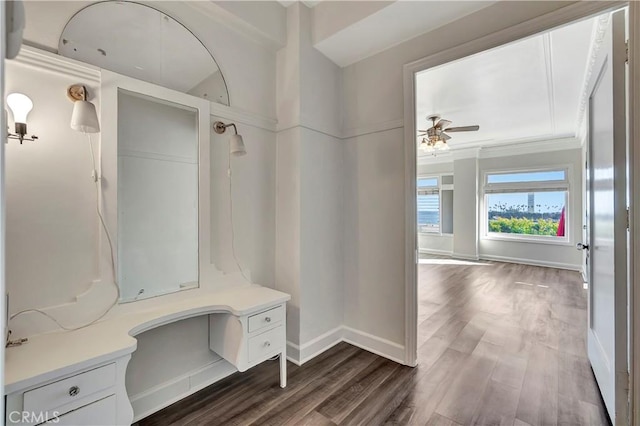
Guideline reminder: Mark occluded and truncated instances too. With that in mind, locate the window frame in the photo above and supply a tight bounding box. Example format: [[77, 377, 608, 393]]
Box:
[[482, 166, 572, 245], [416, 171, 455, 237]]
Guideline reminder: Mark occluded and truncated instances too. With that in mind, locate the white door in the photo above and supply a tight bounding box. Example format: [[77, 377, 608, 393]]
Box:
[[582, 9, 628, 425]]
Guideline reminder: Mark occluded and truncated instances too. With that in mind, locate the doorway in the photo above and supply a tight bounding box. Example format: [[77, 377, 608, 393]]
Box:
[[405, 6, 633, 425]]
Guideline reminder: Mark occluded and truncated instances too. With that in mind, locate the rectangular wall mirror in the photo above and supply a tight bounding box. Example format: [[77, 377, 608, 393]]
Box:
[[117, 89, 200, 302]]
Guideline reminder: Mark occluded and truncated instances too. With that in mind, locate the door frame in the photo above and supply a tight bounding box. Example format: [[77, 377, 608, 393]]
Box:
[[402, 1, 640, 423]]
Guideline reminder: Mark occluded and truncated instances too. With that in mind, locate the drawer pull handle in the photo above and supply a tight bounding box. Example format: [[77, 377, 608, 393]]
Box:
[[265, 317, 271, 323], [264, 341, 271, 347], [68, 386, 80, 397]]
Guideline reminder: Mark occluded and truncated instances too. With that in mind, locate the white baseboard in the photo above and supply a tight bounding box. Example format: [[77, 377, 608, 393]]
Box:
[[130, 359, 236, 422], [418, 248, 453, 256], [452, 253, 480, 261], [479, 254, 582, 271], [286, 341, 301, 366], [287, 326, 406, 366], [342, 326, 406, 364], [299, 326, 344, 364]]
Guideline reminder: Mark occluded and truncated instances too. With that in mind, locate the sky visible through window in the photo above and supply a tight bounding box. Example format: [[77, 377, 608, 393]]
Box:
[[487, 170, 565, 184], [488, 192, 565, 214]]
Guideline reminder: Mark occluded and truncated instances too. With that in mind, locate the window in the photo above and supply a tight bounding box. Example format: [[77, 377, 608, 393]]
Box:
[[417, 177, 440, 233], [417, 176, 454, 234], [484, 169, 569, 242]]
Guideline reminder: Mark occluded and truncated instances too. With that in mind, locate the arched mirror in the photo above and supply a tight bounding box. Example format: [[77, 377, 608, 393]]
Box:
[[58, 1, 230, 105]]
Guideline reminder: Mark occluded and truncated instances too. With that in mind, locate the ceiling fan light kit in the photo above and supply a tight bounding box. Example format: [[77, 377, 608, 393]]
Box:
[[417, 114, 480, 154]]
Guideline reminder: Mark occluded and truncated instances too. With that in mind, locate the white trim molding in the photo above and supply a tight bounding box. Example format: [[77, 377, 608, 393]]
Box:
[[419, 248, 453, 256], [211, 102, 278, 133], [629, 3, 640, 423], [286, 325, 406, 366], [15, 45, 101, 83], [479, 255, 581, 272], [403, 0, 630, 369], [342, 118, 404, 140]]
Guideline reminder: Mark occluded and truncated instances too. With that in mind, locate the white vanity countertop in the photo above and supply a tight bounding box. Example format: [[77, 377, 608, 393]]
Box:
[[5, 284, 290, 394]]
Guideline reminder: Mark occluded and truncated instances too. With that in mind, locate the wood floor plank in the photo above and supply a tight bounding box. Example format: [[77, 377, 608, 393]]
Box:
[[339, 364, 417, 426], [295, 410, 337, 426], [426, 413, 463, 426], [470, 379, 520, 426], [435, 341, 500, 424], [240, 350, 378, 426], [315, 356, 398, 423], [384, 348, 468, 425]]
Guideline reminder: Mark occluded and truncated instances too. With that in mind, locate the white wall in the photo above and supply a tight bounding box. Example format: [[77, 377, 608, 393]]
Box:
[[275, 3, 344, 356], [300, 128, 343, 344], [343, 127, 405, 344], [453, 158, 479, 259], [342, 1, 581, 347], [5, 60, 101, 316]]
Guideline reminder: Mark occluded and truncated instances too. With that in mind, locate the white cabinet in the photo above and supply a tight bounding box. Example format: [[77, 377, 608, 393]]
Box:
[[209, 303, 287, 379], [5, 287, 290, 425], [6, 357, 131, 426]]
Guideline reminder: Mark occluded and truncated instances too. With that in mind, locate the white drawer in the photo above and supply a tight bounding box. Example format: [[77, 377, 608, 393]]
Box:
[[248, 326, 284, 364], [23, 363, 116, 415], [52, 395, 116, 426], [248, 305, 284, 333]]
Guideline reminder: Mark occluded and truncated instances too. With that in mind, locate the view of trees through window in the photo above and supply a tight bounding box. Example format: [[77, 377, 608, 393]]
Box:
[[487, 191, 566, 237], [485, 170, 568, 239]]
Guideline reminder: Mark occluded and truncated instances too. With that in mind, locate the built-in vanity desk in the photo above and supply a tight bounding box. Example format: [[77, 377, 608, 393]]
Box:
[[5, 285, 290, 425]]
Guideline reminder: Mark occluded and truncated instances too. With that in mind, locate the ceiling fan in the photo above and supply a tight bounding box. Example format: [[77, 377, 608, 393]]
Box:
[[418, 114, 480, 153]]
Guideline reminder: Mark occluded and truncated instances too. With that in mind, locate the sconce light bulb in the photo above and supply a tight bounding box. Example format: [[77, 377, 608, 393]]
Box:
[[6, 93, 33, 124]]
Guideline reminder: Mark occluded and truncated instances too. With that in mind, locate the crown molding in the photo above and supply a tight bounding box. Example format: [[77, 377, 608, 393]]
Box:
[[12, 45, 100, 83], [576, 13, 610, 132], [418, 136, 581, 165], [478, 136, 581, 159]]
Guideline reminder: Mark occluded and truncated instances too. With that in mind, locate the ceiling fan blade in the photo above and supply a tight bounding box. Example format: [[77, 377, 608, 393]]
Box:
[[417, 129, 431, 132], [435, 119, 452, 129], [444, 125, 479, 132], [441, 133, 451, 141]]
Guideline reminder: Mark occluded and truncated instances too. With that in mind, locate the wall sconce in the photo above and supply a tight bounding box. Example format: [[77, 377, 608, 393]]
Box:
[[213, 121, 246, 157], [68, 84, 100, 133], [6, 93, 38, 143]]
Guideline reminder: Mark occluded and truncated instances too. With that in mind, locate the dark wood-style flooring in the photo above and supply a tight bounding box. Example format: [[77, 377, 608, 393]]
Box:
[[139, 259, 609, 426]]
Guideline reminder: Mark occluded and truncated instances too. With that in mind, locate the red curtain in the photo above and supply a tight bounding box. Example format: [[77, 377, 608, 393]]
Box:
[[557, 207, 566, 237]]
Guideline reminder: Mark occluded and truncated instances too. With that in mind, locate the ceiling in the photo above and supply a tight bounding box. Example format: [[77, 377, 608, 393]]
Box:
[[415, 16, 597, 155], [314, 1, 496, 67]]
